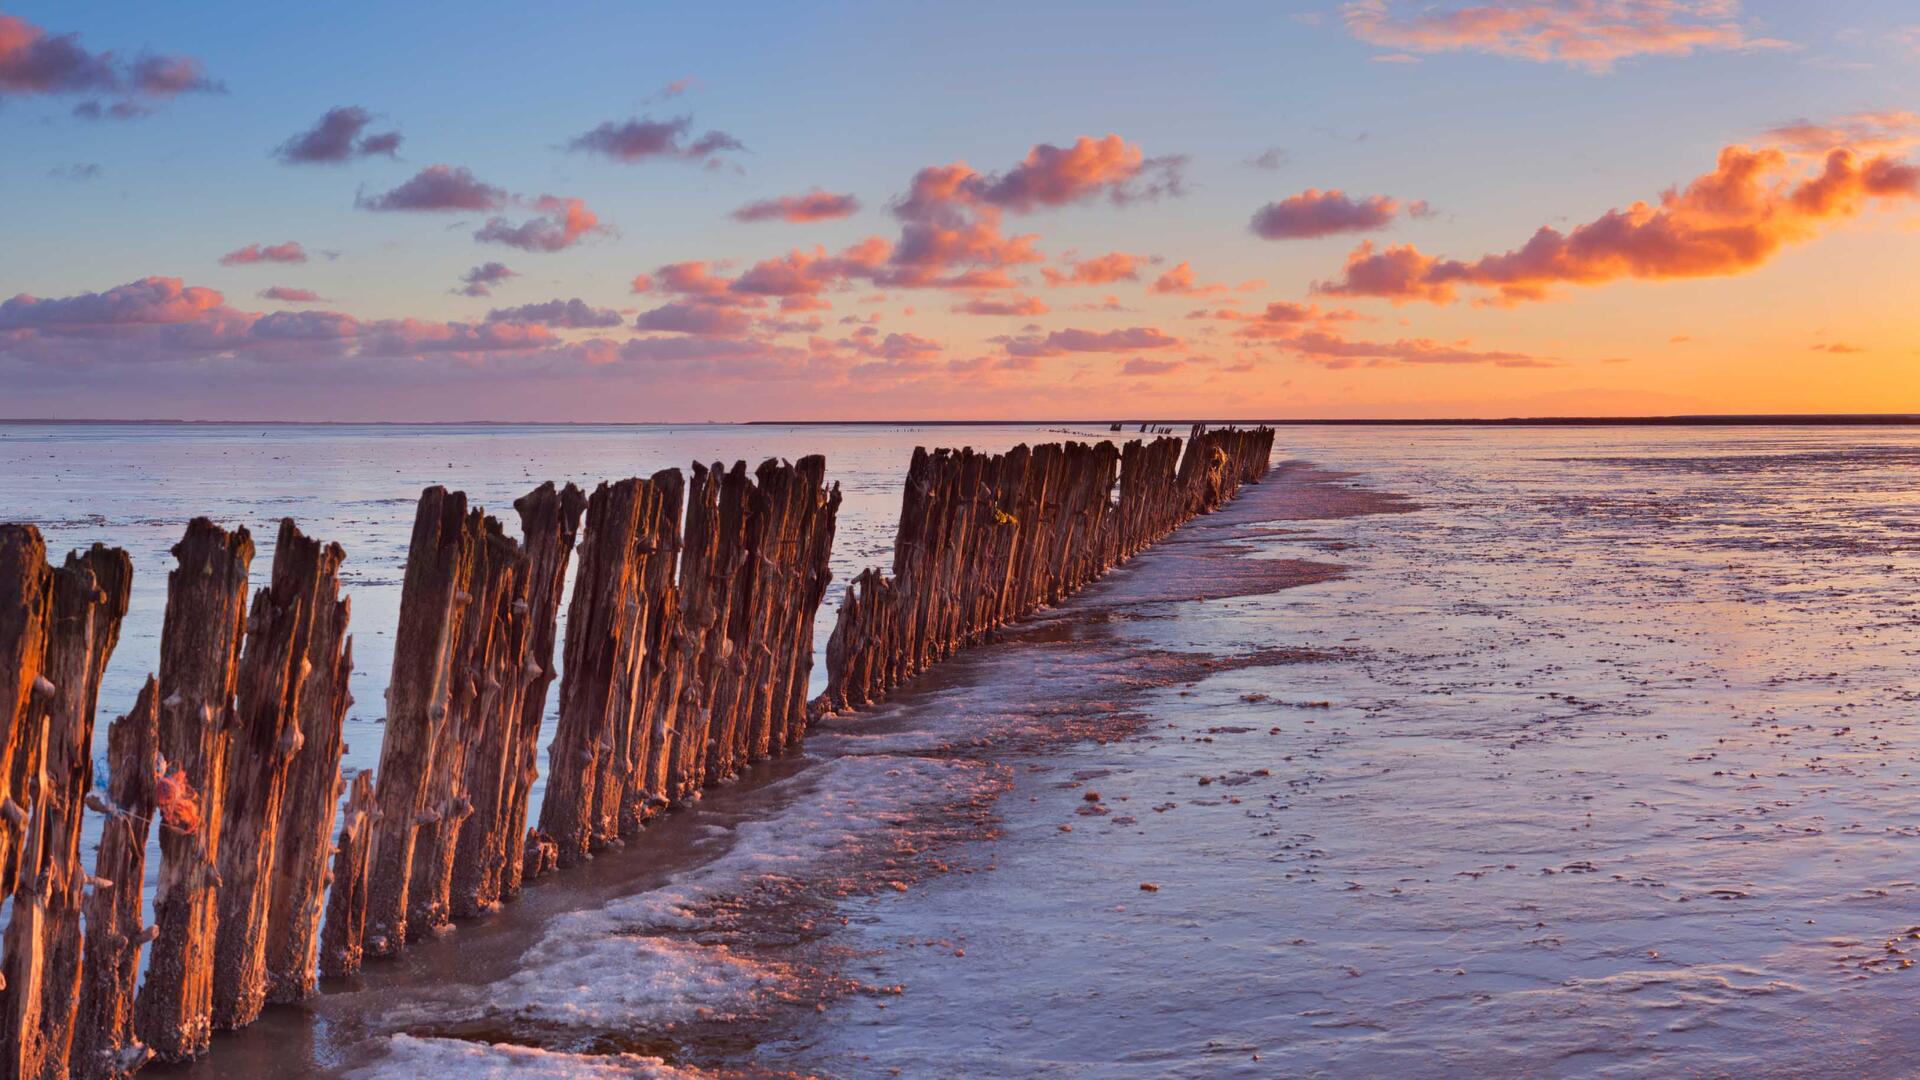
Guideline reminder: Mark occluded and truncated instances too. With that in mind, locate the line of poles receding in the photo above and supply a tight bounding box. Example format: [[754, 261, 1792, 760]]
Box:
[[0, 424, 1274, 1079]]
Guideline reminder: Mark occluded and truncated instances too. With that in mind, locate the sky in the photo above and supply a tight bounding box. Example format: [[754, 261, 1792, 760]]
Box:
[[1, 0, 1917, 421]]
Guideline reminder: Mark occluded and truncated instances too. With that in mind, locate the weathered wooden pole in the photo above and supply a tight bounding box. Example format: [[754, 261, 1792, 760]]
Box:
[[211, 521, 347, 1030], [262, 537, 354, 1006], [0, 540, 132, 1080], [362, 488, 475, 960], [317, 770, 375, 980], [136, 518, 253, 1064], [454, 482, 583, 915], [71, 679, 158, 1080]]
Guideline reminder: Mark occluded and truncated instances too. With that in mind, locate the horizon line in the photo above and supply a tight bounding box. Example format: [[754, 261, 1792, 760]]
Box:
[[7, 413, 1920, 428]]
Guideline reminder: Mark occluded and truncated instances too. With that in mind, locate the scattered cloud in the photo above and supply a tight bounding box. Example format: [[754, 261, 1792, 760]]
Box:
[[953, 294, 1050, 316], [0, 13, 222, 115], [457, 262, 517, 297], [357, 165, 509, 212], [567, 115, 743, 166], [1244, 147, 1288, 171], [259, 286, 325, 303], [275, 106, 402, 164], [1317, 143, 1920, 303], [485, 299, 624, 328], [48, 162, 100, 182], [1251, 188, 1423, 240], [1043, 252, 1143, 286], [474, 195, 608, 252], [732, 190, 862, 223], [220, 241, 309, 266], [998, 325, 1180, 357], [1150, 261, 1229, 296], [1340, 0, 1793, 73]]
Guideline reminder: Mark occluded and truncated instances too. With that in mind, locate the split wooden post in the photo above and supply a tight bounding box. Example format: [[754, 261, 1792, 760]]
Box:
[[212, 521, 348, 1030], [0, 538, 132, 1080], [135, 519, 254, 1064], [70, 679, 159, 1080]]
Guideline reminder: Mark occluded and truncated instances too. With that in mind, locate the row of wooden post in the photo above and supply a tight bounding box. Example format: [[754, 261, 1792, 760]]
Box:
[[0, 429, 1270, 1078], [815, 426, 1275, 714]]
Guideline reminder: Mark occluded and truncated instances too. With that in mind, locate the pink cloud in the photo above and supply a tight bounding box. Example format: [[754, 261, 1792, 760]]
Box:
[[975, 135, 1186, 210], [474, 195, 608, 252], [1317, 144, 1920, 303], [259, 286, 324, 303], [732, 190, 862, 223], [220, 241, 308, 266], [275, 106, 402, 164], [1339, 0, 1791, 73], [953, 294, 1050, 316], [999, 325, 1180, 357], [356, 165, 509, 212], [0, 13, 221, 106], [634, 301, 754, 336], [1149, 261, 1228, 296], [1250, 189, 1405, 240], [1042, 252, 1143, 286], [1121, 356, 1185, 376]]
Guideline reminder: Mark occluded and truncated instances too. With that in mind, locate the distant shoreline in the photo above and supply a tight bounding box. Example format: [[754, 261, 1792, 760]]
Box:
[[5, 414, 1920, 428]]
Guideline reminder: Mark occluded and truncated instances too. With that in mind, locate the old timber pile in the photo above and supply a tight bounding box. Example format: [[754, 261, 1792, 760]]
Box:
[[0, 424, 1272, 1077]]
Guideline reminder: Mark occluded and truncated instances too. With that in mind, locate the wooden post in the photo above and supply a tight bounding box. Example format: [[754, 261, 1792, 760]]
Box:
[[0, 541, 132, 1080], [70, 679, 158, 1080], [0, 526, 52, 905], [317, 771, 375, 980], [362, 488, 475, 960], [408, 520, 523, 939], [136, 518, 253, 1064], [454, 482, 583, 915], [262, 534, 353, 1006], [212, 521, 346, 1030]]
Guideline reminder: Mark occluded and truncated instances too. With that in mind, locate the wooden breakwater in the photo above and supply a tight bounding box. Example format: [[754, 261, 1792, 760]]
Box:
[[814, 424, 1274, 714], [0, 427, 1272, 1076]]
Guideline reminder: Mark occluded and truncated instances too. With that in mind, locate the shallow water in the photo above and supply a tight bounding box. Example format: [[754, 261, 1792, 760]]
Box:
[[14, 423, 1920, 1077]]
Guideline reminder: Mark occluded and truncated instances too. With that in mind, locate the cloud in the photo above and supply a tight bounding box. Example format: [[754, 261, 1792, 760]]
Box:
[[259, 286, 324, 303], [1282, 327, 1554, 368], [1042, 252, 1143, 286], [999, 325, 1180, 357], [357, 165, 509, 212], [1764, 111, 1920, 155], [485, 299, 624, 328], [1245, 147, 1288, 171], [219, 241, 309, 266], [1339, 0, 1792, 73], [634, 301, 754, 336], [71, 99, 151, 121], [457, 262, 517, 297], [973, 135, 1188, 210], [953, 295, 1050, 316], [1250, 188, 1413, 239], [1150, 261, 1228, 296], [0, 13, 221, 108], [48, 162, 100, 181], [567, 115, 743, 165], [275, 106, 403, 164], [731, 189, 861, 223], [474, 196, 608, 252], [1317, 143, 1920, 303], [1121, 356, 1184, 375], [1811, 342, 1865, 353], [0, 276, 224, 328]]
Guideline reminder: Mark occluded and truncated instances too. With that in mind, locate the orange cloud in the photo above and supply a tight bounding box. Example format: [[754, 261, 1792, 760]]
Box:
[[953, 295, 1050, 316], [1150, 262, 1228, 296], [998, 325, 1180, 357], [1042, 252, 1142, 286], [1340, 0, 1791, 73], [220, 241, 307, 266], [1317, 144, 1920, 304], [474, 195, 607, 252]]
